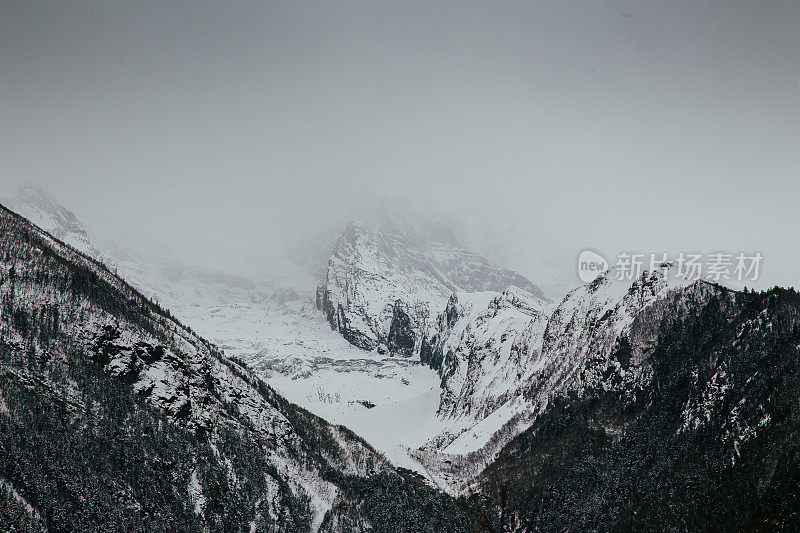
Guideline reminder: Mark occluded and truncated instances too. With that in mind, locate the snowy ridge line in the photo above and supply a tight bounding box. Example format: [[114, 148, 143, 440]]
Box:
[[0, 201, 217, 356], [413, 265, 720, 492], [1, 202, 420, 530]]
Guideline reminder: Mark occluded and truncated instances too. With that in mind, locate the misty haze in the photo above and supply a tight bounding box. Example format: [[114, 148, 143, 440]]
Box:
[[1, 1, 799, 531]]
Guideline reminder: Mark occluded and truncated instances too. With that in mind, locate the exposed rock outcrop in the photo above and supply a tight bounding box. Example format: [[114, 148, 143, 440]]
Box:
[[316, 204, 546, 356]]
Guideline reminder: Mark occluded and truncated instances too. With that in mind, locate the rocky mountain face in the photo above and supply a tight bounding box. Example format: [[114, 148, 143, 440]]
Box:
[[422, 288, 548, 423], [316, 205, 547, 356], [409, 267, 800, 531], [0, 203, 470, 532], [471, 283, 800, 531], [315, 206, 750, 493], [308, 201, 800, 532], [412, 267, 700, 490]]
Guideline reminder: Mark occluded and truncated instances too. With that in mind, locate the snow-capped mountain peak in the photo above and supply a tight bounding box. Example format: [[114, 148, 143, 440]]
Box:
[[316, 205, 548, 356], [4, 182, 101, 260]]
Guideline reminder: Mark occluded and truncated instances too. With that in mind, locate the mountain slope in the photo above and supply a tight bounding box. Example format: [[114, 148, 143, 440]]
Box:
[[420, 288, 549, 447], [316, 203, 547, 356], [0, 202, 468, 532], [3, 183, 101, 260], [473, 284, 800, 531], [412, 267, 703, 491], [2, 184, 450, 478]]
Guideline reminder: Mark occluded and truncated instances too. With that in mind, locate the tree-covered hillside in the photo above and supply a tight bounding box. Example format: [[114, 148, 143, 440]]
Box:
[[0, 203, 470, 532], [475, 285, 800, 531]]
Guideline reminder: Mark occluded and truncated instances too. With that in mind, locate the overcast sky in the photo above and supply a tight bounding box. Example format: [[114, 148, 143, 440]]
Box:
[[1, 1, 798, 288]]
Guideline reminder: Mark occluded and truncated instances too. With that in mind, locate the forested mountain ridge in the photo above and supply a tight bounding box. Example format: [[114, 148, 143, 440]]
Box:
[[470, 282, 800, 531], [0, 203, 469, 532]]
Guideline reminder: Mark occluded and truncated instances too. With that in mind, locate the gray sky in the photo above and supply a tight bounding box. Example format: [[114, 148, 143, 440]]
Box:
[[1, 1, 798, 288]]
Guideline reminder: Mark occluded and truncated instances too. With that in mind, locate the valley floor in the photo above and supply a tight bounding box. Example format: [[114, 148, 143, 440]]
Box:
[[170, 297, 444, 470]]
